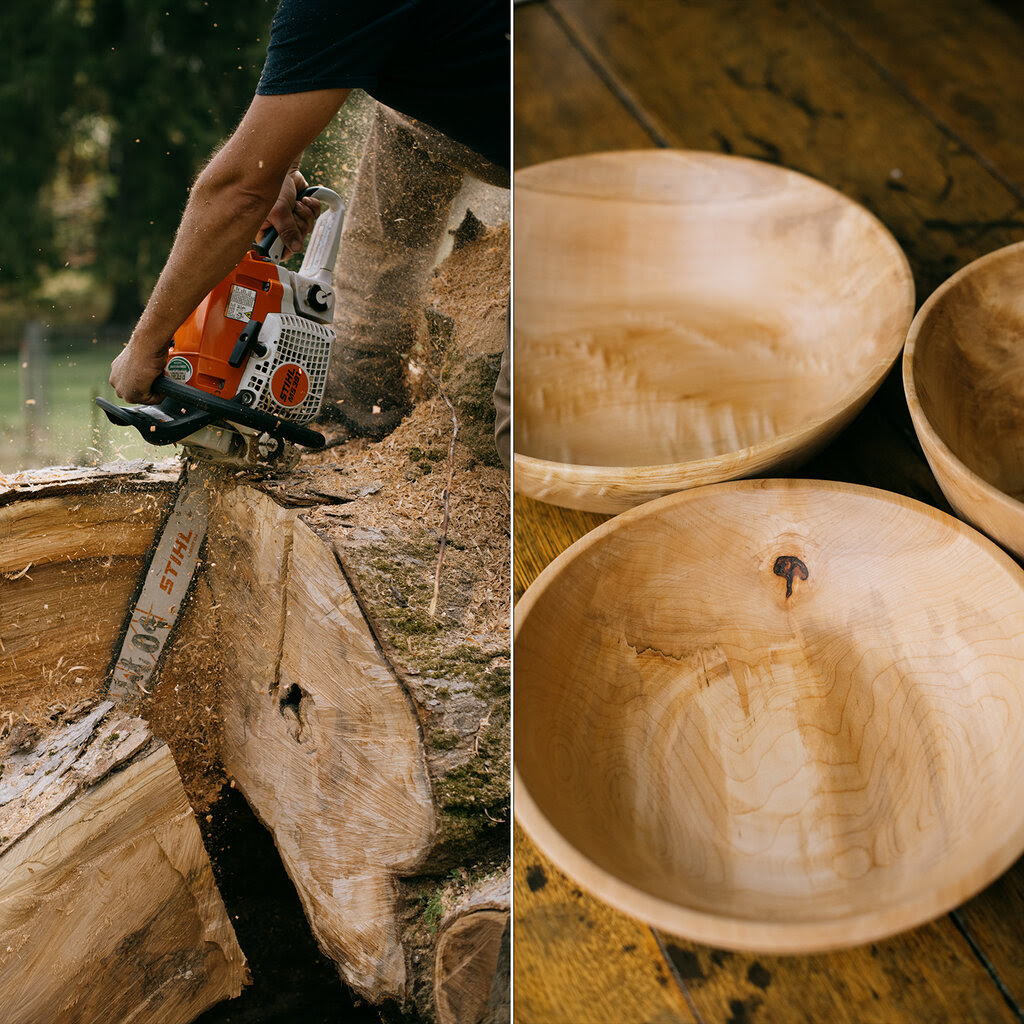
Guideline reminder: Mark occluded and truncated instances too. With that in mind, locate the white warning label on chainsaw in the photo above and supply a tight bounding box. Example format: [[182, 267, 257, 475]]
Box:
[[225, 284, 257, 323]]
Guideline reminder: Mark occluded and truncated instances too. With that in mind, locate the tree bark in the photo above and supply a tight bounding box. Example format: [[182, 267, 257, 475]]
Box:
[[0, 700, 247, 1024]]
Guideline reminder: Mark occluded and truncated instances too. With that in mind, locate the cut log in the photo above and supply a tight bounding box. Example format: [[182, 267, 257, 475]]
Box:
[[204, 455, 510, 1015], [0, 700, 247, 1024], [200, 219, 511, 1016], [0, 462, 177, 718], [433, 870, 510, 1024], [207, 483, 436, 999], [0, 218, 510, 1021]]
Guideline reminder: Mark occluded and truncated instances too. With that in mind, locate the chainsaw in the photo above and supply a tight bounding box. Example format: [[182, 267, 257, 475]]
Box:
[[97, 184, 345, 468], [98, 185, 344, 698]]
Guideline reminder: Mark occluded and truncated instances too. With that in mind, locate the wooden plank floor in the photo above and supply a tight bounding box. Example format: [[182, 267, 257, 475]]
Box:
[[512, 1, 1024, 1021]]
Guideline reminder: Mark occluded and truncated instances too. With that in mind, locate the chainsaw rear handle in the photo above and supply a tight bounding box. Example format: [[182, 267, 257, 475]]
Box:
[[255, 185, 344, 278]]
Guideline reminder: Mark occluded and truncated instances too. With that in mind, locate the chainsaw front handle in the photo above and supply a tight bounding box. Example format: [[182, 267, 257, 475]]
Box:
[[155, 377, 326, 449], [96, 376, 326, 450]]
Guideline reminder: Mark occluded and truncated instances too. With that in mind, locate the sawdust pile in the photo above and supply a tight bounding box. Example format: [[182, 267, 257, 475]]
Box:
[[305, 221, 510, 640], [303, 396, 511, 639]]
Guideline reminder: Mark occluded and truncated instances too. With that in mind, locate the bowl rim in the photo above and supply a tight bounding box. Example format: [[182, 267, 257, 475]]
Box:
[[513, 150, 916, 511], [515, 149, 831, 205], [903, 239, 1024, 524], [513, 477, 1024, 952]]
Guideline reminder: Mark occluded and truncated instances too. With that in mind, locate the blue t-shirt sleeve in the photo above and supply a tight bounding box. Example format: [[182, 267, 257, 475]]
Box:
[[255, 0, 510, 171], [257, 0, 418, 94]]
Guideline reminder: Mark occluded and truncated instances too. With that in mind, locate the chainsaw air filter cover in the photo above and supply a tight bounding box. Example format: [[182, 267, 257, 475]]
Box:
[[95, 185, 344, 460], [237, 312, 334, 424]]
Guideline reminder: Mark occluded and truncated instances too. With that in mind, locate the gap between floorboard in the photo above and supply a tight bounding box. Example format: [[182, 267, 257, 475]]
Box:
[[545, 0, 673, 148], [949, 910, 1024, 1023], [804, 0, 1024, 206]]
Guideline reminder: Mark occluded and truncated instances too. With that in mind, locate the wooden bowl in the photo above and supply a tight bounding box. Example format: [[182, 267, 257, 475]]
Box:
[[514, 479, 1024, 952], [514, 151, 915, 513], [904, 241, 1024, 561]]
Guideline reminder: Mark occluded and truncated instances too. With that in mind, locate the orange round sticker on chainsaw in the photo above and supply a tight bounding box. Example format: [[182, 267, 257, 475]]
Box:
[[270, 363, 310, 407]]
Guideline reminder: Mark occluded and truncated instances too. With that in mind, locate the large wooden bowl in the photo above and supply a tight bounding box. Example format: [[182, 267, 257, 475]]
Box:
[[514, 479, 1024, 952], [514, 152, 915, 512], [904, 241, 1024, 561]]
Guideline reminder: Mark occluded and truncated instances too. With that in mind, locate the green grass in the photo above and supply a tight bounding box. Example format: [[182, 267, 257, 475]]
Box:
[[0, 338, 154, 473]]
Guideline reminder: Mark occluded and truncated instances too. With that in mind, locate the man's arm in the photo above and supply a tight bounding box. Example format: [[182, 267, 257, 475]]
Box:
[[110, 87, 350, 403]]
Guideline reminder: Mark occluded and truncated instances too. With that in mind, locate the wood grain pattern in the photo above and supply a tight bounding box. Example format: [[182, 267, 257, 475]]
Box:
[[0, 705, 246, 1024], [211, 485, 435, 1002], [514, 151, 914, 512], [904, 240, 1024, 561], [512, 493, 685, 1023], [956, 858, 1024, 1007], [512, 493, 1022, 1023], [513, 3, 655, 169], [0, 482, 175, 715], [513, 494, 608, 600], [513, 0, 1024, 1017], [210, 476, 509, 1015], [659, 922, 1021, 1024], [811, 0, 1024, 194], [515, 479, 1024, 952], [434, 870, 509, 1024]]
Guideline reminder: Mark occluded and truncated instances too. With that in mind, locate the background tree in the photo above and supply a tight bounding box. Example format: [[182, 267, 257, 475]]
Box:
[[0, 0, 276, 324]]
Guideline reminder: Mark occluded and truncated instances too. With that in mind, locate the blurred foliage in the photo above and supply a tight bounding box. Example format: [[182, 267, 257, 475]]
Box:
[[0, 0, 277, 323]]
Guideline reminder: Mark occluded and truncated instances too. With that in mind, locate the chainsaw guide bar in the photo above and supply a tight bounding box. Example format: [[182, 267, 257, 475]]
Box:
[[106, 461, 212, 699]]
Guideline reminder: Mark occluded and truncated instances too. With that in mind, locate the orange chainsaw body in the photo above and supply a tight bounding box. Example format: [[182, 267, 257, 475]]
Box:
[[166, 251, 285, 400], [95, 184, 344, 461]]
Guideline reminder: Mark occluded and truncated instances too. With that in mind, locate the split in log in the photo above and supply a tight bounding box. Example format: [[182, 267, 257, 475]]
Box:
[[0, 700, 247, 1024]]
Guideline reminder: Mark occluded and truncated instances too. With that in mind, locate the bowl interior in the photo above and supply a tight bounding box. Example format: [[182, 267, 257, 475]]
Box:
[[515, 482, 1024, 938], [514, 152, 912, 471], [910, 247, 1024, 501]]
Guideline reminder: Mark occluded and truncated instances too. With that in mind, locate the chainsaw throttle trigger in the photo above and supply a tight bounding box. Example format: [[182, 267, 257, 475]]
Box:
[[228, 318, 265, 368], [255, 185, 321, 262]]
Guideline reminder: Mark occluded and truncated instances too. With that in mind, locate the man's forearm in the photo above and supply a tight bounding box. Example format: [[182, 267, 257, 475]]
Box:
[[110, 88, 350, 402], [129, 167, 280, 362]]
